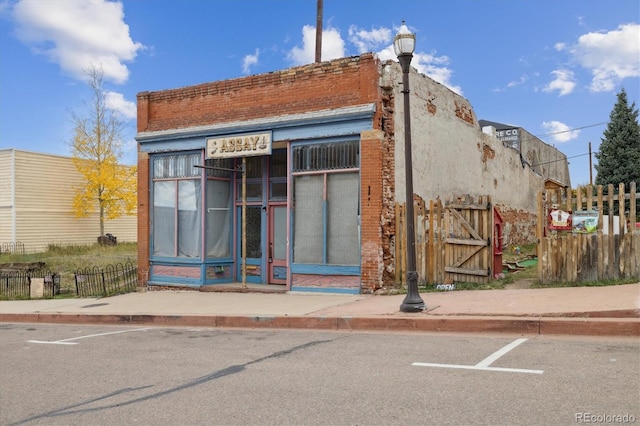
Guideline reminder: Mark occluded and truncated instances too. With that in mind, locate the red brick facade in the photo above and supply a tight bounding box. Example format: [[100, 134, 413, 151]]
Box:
[[136, 151, 149, 286], [360, 129, 386, 290], [137, 54, 394, 292], [138, 54, 382, 133]]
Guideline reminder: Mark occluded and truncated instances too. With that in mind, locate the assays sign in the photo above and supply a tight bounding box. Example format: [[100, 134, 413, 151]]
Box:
[[206, 132, 272, 159]]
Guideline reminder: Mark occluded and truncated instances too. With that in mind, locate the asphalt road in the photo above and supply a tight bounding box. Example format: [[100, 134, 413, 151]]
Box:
[[1, 323, 638, 426]]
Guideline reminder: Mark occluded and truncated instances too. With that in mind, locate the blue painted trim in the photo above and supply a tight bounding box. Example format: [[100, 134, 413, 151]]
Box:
[[147, 277, 201, 287], [138, 105, 375, 153], [203, 278, 234, 285], [290, 286, 360, 294], [289, 134, 364, 148], [138, 104, 374, 142], [322, 199, 328, 264], [202, 259, 234, 264], [149, 257, 203, 265], [235, 205, 267, 283], [291, 264, 360, 275], [204, 177, 234, 263], [243, 275, 263, 284], [201, 280, 235, 286], [275, 118, 371, 142]]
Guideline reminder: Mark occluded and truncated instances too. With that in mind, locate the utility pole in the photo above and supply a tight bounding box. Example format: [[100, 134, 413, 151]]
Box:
[[589, 141, 593, 186], [315, 0, 323, 62]]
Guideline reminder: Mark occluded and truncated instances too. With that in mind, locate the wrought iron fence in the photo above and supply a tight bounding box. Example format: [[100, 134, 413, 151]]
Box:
[[74, 262, 138, 297], [0, 271, 60, 299]]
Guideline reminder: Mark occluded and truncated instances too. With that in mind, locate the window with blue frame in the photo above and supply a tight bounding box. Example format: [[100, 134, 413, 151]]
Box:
[[152, 153, 202, 258], [292, 141, 360, 266], [204, 158, 233, 259]]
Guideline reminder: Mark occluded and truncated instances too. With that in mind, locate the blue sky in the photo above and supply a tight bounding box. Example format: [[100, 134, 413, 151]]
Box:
[[0, 0, 638, 187]]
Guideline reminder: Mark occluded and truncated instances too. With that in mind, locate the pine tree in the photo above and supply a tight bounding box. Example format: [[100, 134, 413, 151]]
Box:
[[595, 88, 640, 186], [594, 88, 640, 219]]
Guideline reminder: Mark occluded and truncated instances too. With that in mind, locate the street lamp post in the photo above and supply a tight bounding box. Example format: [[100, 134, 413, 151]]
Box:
[[395, 21, 426, 313]]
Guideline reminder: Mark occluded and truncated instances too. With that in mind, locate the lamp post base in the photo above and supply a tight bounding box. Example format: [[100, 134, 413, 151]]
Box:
[[400, 272, 426, 312], [400, 298, 426, 312]]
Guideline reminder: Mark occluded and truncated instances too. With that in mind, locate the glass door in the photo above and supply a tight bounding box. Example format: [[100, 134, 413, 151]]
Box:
[[268, 205, 287, 284], [236, 156, 264, 283]]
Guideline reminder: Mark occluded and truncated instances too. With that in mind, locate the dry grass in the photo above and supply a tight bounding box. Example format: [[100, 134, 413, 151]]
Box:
[[0, 242, 137, 291]]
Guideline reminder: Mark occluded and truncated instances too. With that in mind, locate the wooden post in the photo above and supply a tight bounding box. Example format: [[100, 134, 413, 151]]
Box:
[[536, 191, 544, 284], [618, 182, 626, 235], [629, 182, 637, 276], [428, 199, 435, 283], [242, 157, 247, 288], [608, 184, 615, 278]]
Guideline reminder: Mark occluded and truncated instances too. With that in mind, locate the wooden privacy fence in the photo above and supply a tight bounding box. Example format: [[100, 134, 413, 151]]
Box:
[[537, 182, 639, 284], [395, 195, 495, 286]]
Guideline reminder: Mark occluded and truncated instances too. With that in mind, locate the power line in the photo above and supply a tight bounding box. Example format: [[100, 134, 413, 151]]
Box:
[[534, 122, 608, 138], [531, 152, 591, 167]]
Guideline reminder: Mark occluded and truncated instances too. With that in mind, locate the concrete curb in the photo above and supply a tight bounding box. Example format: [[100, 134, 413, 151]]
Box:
[[1, 313, 638, 337]]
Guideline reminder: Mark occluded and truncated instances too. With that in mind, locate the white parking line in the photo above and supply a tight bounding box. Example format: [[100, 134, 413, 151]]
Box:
[[28, 327, 151, 345], [475, 337, 528, 367], [413, 337, 544, 375]]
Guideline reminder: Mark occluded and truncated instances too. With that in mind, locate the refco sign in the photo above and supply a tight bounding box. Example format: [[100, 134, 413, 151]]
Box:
[[495, 128, 520, 150]]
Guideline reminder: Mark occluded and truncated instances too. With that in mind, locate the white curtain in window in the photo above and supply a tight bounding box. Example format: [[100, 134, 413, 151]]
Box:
[[153, 181, 176, 256], [206, 179, 231, 258], [178, 180, 201, 258], [328, 173, 359, 265], [293, 175, 323, 263]]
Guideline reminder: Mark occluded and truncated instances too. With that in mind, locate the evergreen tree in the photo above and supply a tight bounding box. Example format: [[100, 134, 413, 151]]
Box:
[[595, 88, 640, 187], [594, 88, 640, 219]]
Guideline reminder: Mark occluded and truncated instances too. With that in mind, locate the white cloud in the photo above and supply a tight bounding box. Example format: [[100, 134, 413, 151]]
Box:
[[571, 23, 640, 93], [348, 25, 392, 53], [0, 1, 10, 15], [508, 75, 528, 89], [105, 91, 136, 120], [12, 0, 144, 84], [554, 42, 566, 52], [493, 74, 531, 93], [541, 120, 580, 143], [377, 44, 463, 95], [543, 69, 576, 96], [288, 23, 462, 95], [242, 49, 259, 74], [287, 25, 345, 65]]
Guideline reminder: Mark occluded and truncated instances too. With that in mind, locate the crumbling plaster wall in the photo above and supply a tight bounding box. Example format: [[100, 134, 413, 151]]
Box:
[[381, 61, 543, 246], [519, 128, 572, 187]]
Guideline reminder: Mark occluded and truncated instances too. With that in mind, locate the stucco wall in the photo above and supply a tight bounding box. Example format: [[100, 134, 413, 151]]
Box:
[[382, 61, 544, 244], [520, 128, 572, 187]]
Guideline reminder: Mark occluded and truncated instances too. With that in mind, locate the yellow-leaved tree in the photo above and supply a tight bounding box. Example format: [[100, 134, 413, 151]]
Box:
[[70, 66, 137, 238]]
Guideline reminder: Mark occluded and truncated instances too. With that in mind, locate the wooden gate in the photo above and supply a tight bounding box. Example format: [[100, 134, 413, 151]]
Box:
[[396, 195, 494, 285], [443, 195, 492, 284]]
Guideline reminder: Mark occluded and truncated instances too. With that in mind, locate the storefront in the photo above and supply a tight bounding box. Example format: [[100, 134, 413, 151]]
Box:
[[137, 96, 377, 293]]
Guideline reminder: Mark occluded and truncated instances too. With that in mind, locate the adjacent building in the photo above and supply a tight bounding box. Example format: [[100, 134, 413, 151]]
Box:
[[136, 53, 569, 294], [0, 149, 137, 253], [479, 119, 571, 186]]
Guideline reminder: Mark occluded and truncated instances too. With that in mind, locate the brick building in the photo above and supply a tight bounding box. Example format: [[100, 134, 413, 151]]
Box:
[[136, 53, 568, 293]]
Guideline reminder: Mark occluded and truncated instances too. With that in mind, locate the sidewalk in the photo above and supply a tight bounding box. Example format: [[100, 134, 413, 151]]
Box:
[[1, 283, 638, 336]]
